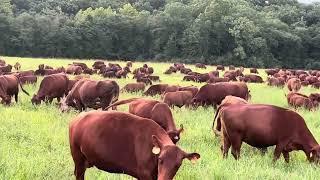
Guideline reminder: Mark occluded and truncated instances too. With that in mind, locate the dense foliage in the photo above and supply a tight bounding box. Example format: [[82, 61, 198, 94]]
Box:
[[0, 0, 319, 68]]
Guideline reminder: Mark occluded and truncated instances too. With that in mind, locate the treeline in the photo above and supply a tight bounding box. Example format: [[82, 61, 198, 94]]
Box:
[[0, 0, 319, 68]]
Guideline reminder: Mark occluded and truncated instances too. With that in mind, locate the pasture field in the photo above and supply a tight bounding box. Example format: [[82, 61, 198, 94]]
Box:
[[1, 56, 320, 180]]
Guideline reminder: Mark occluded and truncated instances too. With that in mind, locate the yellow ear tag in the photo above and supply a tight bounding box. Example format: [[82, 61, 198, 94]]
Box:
[[152, 147, 160, 155]]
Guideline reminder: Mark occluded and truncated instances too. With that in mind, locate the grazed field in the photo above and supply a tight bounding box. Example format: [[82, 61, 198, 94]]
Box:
[[1, 57, 320, 180]]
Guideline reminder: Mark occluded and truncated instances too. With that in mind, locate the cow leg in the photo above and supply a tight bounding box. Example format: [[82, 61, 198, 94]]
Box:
[[15, 93, 18, 102], [282, 151, 290, 163], [71, 147, 86, 180], [221, 129, 231, 158], [273, 143, 286, 162], [230, 135, 242, 160], [57, 97, 61, 103]]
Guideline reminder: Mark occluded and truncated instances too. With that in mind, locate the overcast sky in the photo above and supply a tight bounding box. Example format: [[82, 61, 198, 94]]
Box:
[[298, 0, 320, 3]]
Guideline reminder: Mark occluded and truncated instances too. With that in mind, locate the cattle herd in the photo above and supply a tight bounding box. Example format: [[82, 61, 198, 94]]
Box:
[[1, 58, 320, 179]]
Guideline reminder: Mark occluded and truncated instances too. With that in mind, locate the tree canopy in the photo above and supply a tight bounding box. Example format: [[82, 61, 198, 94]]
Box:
[[0, 0, 319, 68]]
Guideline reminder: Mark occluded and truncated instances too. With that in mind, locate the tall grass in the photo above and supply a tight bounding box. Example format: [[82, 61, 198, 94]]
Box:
[[1, 57, 320, 179]]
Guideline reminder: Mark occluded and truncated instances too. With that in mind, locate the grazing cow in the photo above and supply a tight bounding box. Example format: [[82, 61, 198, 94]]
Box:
[[69, 111, 200, 180], [163, 91, 194, 108], [60, 79, 119, 111], [19, 75, 37, 85], [216, 65, 225, 71], [144, 84, 169, 96], [223, 71, 239, 81], [121, 83, 146, 92], [105, 98, 183, 144], [67, 65, 82, 75], [31, 73, 70, 104], [73, 62, 88, 70], [287, 92, 316, 110], [183, 75, 197, 82], [265, 69, 279, 76], [250, 68, 258, 74], [137, 77, 152, 85], [148, 75, 160, 82], [267, 77, 285, 87], [287, 78, 301, 92], [312, 82, 320, 89], [180, 68, 192, 74], [0, 75, 29, 104], [92, 61, 105, 69], [195, 63, 206, 69], [14, 62, 21, 71], [0, 65, 12, 73], [218, 104, 320, 163], [192, 82, 250, 108], [242, 74, 263, 83]]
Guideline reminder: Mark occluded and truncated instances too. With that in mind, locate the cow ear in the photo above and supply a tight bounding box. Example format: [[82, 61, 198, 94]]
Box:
[[184, 153, 200, 164], [151, 135, 163, 155]]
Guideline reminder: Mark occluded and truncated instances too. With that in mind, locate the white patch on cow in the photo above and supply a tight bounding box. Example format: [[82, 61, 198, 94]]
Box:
[[152, 147, 160, 155], [191, 157, 198, 164], [174, 136, 179, 140]]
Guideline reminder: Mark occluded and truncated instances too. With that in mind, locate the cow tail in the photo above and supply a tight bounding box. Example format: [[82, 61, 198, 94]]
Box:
[[103, 98, 140, 111], [212, 105, 222, 130], [19, 80, 30, 96]]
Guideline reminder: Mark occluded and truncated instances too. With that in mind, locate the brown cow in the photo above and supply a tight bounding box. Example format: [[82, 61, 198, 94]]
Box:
[[69, 111, 200, 180], [31, 73, 70, 104], [60, 79, 119, 111], [195, 63, 206, 69], [144, 84, 169, 96], [0, 64, 12, 73], [250, 68, 258, 74], [267, 77, 285, 87], [287, 78, 301, 92], [19, 75, 37, 85], [164, 85, 180, 94], [183, 75, 197, 82], [242, 74, 263, 83], [18, 70, 34, 77], [216, 65, 225, 71], [0, 75, 29, 104], [192, 82, 250, 108], [92, 61, 105, 69], [163, 91, 194, 108], [121, 82, 146, 92], [229, 65, 235, 70], [126, 61, 133, 67], [105, 98, 183, 144], [218, 104, 320, 163], [287, 92, 316, 110], [14, 62, 21, 71], [67, 65, 82, 75]]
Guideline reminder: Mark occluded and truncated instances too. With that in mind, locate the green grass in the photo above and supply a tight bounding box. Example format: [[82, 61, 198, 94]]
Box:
[[1, 56, 320, 180]]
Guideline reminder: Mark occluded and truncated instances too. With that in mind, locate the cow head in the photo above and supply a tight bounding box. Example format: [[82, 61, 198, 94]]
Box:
[[167, 125, 184, 144], [151, 135, 200, 180], [31, 94, 41, 105], [59, 96, 72, 112], [310, 145, 320, 164]]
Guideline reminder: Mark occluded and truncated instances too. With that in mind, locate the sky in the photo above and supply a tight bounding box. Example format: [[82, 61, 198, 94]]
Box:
[[298, 0, 320, 3]]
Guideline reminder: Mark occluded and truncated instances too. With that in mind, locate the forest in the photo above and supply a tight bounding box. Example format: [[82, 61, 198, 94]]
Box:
[[0, 0, 319, 68]]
